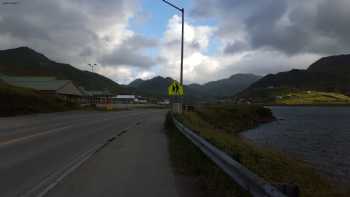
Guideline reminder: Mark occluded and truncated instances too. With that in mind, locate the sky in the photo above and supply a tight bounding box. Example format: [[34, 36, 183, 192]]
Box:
[[1, 0, 350, 85]]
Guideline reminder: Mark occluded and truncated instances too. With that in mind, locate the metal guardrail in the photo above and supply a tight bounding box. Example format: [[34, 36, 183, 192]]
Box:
[[172, 116, 287, 197]]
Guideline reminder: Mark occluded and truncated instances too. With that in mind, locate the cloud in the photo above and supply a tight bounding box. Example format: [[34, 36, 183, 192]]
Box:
[[157, 12, 324, 84], [158, 15, 218, 83], [97, 66, 155, 85], [2, 0, 350, 85], [0, 0, 161, 84], [191, 0, 350, 55], [100, 35, 158, 68]]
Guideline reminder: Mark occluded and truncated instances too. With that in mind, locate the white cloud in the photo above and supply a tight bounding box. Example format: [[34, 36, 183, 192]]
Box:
[[0, 0, 339, 85], [159, 15, 218, 83], [156, 14, 324, 85]]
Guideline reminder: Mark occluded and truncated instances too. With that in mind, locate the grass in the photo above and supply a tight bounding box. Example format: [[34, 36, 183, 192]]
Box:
[[195, 104, 274, 133], [239, 87, 350, 105], [0, 81, 72, 116], [175, 105, 348, 197], [165, 112, 250, 197], [276, 91, 350, 105]]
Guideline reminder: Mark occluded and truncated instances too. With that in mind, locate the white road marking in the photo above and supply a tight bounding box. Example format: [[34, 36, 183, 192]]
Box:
[[0, 126, 72, 147]]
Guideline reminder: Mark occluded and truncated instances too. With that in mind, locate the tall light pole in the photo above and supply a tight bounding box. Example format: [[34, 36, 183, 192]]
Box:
[[162, 0, 184, 86]]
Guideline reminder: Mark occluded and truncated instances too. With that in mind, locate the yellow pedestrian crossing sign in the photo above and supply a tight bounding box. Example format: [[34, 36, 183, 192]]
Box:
[[168, 81, 184, 96]]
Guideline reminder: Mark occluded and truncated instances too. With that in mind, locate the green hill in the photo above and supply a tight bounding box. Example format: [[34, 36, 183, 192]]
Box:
[[0, 47, 126, 93], [238, 54, 350, 104]]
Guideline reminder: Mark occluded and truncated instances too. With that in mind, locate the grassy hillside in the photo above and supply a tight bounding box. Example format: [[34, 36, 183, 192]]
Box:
[[165, 112, 249, 197], [195, 104, 274, 132], [238, 54, 350, 103], [175, 105, 348, 197], [0, 81, 69, 116], [248, 70, 350, 94], [276, 91, 350, 105], [238, 88, 350, 105], [0, 47, 126, 93]]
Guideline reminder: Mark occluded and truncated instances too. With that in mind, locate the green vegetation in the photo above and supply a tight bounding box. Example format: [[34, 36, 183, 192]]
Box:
[[174, 105, 347, 197], [239, 88, 350, 105], [165, 112, 250, 197], [0, 81, 71, 116], [276, 91, 350, 105], [195, 105, 274, 133]]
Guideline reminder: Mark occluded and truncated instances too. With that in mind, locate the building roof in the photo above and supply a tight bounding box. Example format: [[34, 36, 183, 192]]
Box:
[[0, 75, 82, 96], [87, 90, 113, 96], [78, 87, 112, 97]]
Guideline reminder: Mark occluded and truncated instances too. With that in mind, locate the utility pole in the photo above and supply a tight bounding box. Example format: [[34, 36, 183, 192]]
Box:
[[162, 0, 184, 86]]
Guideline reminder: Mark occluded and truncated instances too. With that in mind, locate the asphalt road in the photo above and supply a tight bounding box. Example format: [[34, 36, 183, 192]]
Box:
[[0, 109, 174, 197]]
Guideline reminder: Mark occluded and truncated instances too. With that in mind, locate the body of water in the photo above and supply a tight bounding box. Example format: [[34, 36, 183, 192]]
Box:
[[242, 106, 350, 183]]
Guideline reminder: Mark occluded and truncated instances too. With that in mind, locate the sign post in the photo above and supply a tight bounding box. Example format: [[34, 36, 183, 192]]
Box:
[[168, 81, 184, 114], [162, 0, 185, 114]]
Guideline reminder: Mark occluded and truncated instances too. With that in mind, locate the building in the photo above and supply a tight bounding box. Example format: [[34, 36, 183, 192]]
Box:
[[87, 90, 113, 105], [113, 95, 137, 104], [158, 99, 170, 105], [0, 75, 82, 103]]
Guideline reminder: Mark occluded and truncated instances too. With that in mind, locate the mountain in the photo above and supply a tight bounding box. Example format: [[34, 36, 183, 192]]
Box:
[[129, 74, 261, 101], [128, 79, 145, 88], [200, 74, 261, 98], [0, 47, 126, 93], [238, 54, 350, 103], [129, 76, 173, 97], [308, 54, 350, 76]]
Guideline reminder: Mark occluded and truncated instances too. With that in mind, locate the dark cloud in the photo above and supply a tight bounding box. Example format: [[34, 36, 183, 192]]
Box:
[[224, 40, 249, 54], [0, 0, 141, 67], [100, 48, 155, 68], [99, 35, 157, 68], [191, 0, 350, 56], [126, 35, 159, 50]]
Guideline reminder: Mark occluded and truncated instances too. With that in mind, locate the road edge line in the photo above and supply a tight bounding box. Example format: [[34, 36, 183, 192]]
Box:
[[21, 127, 131, 197]]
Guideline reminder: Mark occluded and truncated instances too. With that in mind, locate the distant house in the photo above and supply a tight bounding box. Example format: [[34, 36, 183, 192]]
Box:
[[0, 75, 82, 103], [113, 95, 137, 104]]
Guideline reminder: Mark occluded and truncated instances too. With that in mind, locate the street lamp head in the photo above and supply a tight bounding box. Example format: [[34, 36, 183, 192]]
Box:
[[161, 0, 183, 12]]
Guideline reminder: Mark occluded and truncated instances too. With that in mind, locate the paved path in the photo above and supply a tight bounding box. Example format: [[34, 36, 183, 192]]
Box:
[[0, 110, 179, 197]]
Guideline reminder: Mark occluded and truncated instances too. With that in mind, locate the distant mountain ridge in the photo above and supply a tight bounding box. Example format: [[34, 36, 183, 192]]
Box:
[[0, 47, 125, 93], [308, 54, 350, 76], [0, 47, 261, 100], [129, 74, 261, 100], [239, 54, 350, 102]]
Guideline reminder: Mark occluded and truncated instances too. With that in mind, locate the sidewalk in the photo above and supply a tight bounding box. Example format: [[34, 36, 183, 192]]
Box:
[[47, 111, 180, 197]]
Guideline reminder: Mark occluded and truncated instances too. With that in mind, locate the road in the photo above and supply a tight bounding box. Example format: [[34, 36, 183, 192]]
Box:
[[0, 109, 178, 197]]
